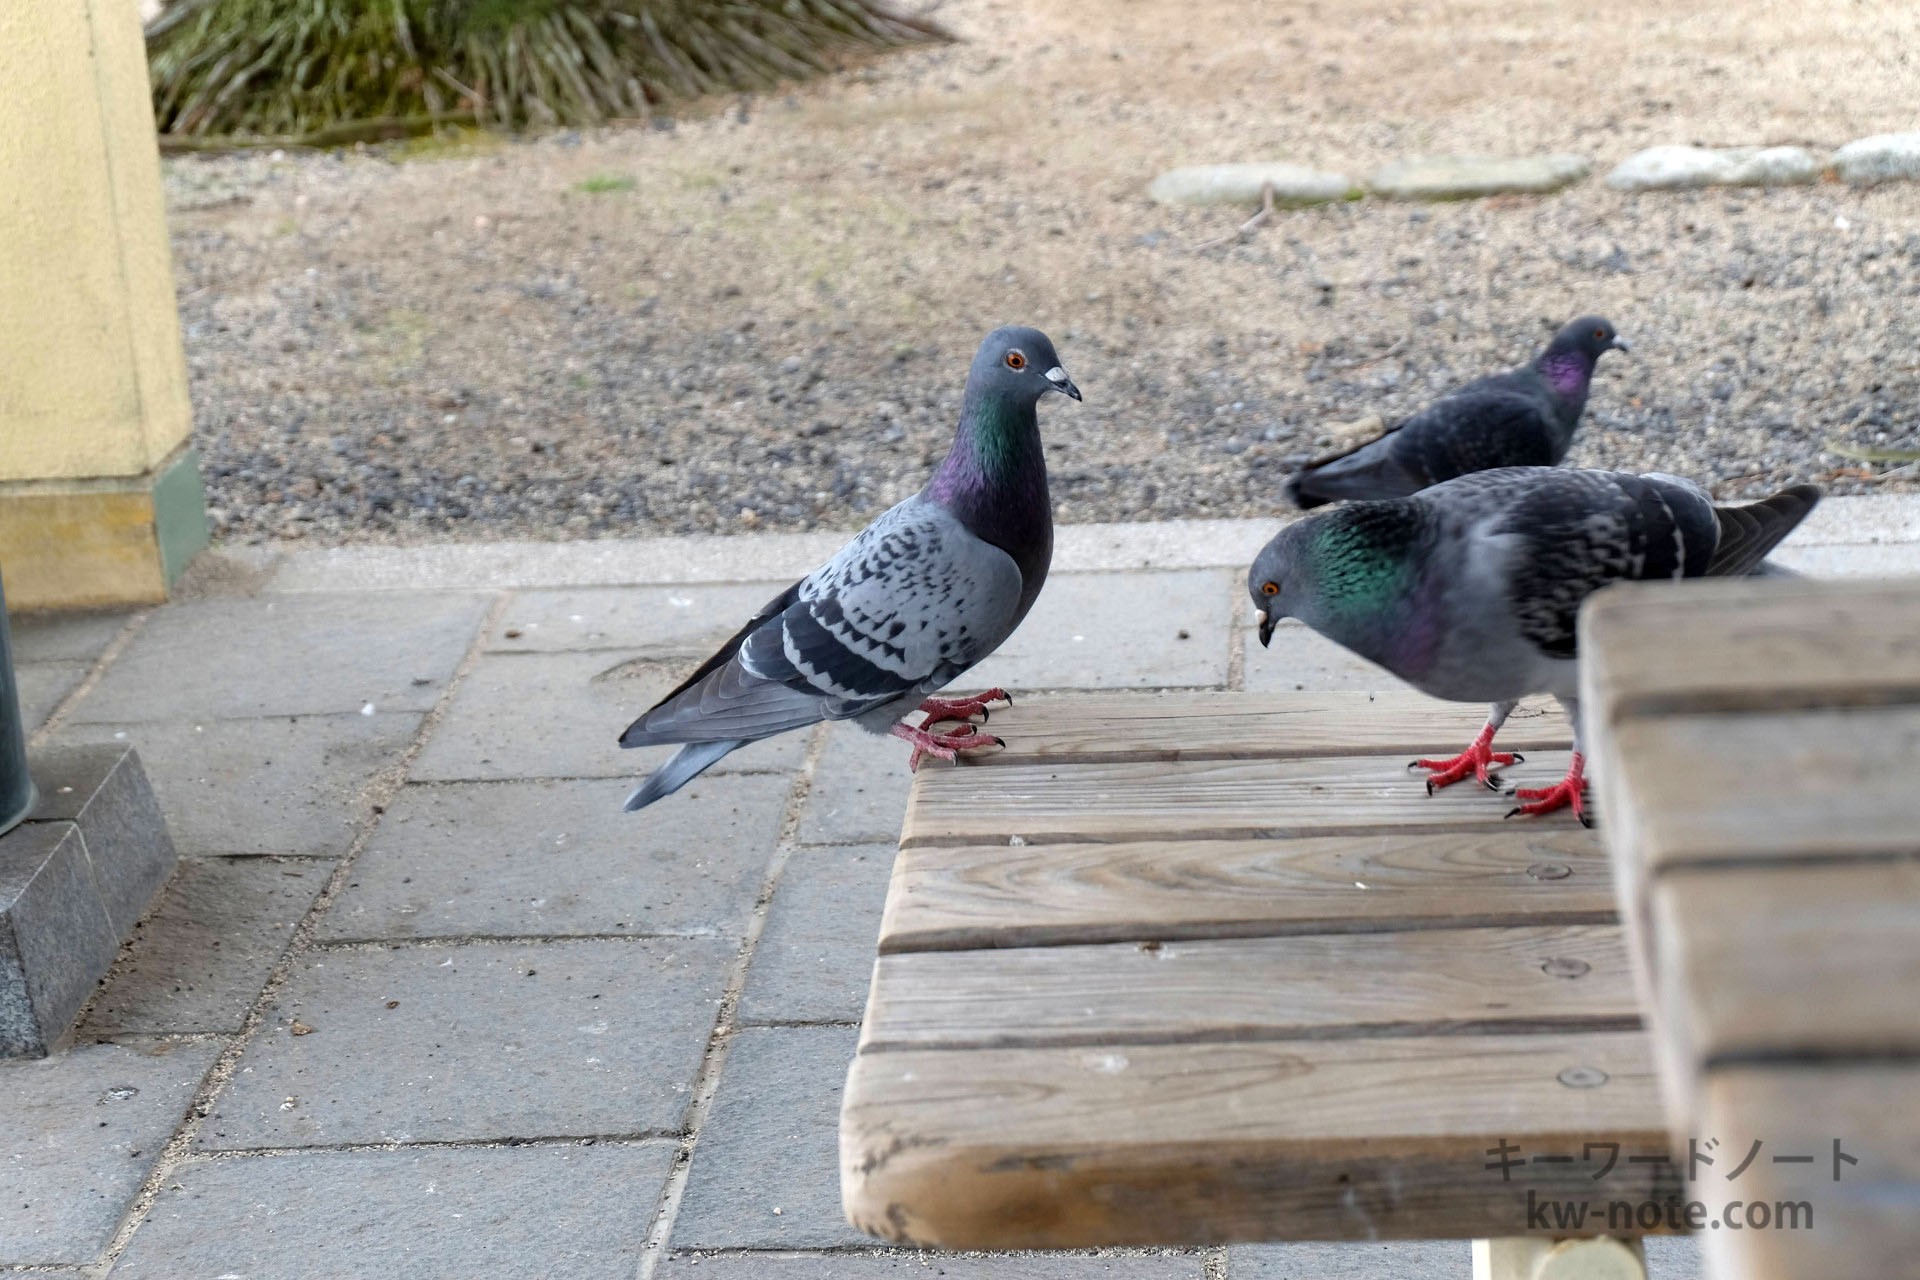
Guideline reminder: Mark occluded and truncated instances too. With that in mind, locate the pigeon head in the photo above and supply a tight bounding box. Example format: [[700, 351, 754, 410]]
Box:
[[1546, 315, 1628, 362], [1250, 503, 1422, 648], [967, 326, 1082, 406]]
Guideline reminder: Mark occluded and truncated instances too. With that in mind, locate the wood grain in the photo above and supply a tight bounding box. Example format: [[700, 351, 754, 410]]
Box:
[[859, 925, 1639, 1052], [880, 829, 1611, 953], [965, 691, 1570, 766], [1605, 706, 1920, 870], [1581, 578, 1920, 726], [841, 1032, 1672, 1248], [1651, 862, 1920, 1072], [903, 751, 1579, 848], [1699, 1065, 1920, 1280]]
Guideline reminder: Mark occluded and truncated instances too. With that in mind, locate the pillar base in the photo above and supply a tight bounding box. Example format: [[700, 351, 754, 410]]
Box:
[[0, 447, 209, 612]]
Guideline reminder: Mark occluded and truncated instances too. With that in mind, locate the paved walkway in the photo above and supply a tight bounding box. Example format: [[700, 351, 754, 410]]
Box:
[[7, 501, 1917, 1278]]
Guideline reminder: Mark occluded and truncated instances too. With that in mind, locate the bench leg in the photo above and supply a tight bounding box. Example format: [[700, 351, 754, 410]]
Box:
[[1472, 1236, 1646, 1280]]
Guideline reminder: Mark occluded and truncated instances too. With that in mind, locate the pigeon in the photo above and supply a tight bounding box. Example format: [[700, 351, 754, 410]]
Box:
[[1283, 316, 1628, 509], [1248, 467, 1821, 823], [618, 326, 1081, 811]]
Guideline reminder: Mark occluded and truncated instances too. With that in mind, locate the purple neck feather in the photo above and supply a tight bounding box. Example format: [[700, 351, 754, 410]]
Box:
[[1536, 350, 1595, 404], [926, 388, 1052, 598]]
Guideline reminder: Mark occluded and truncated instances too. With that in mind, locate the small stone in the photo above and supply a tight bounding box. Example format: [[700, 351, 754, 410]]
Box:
[[1832, 132, 1920, 186], [1367, 153, 1590, 200], [1606, 145, 1819, 191], [290, 1020, 315, 1035], [1145, 163, 1359, 207]]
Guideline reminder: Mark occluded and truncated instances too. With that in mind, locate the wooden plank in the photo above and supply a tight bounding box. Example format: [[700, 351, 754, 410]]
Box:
[[859, 925, 1638, 1052], [1581, 578, 1920, 727], [880, 828, 1611, 953], [1650, 862, 1920, 1072], [840, 1032, 1673, 1248], [1699, 1065, 1920, 1280], [967, 691, 1570, 767], [903, 751, 1578, 848], [1604, 706, 1920, 870]]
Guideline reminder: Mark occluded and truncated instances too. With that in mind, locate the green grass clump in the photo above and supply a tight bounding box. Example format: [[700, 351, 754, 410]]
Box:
[[147, 0, 947, 144], [575, 172, 638, 193]]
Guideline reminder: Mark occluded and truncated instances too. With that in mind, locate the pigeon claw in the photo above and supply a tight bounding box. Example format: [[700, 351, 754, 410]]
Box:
[[1503, 753, 1590, 826], [1410, 736, 1519, 793], [891, 720, 1005, 772], [916, 689, 1013, 727]]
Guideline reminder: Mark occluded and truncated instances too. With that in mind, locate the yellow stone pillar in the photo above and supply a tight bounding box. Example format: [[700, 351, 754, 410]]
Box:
[[0, 0, 208, 612]]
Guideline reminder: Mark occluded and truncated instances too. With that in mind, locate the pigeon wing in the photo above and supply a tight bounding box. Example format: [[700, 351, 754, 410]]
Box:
[[622, 497, 1023, 746], [1488, 471, 1717, 659]]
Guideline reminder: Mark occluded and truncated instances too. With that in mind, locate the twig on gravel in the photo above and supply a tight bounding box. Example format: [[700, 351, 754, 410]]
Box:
[[1193, 182, 1276, 252], [1327, 336, 1408, 370]]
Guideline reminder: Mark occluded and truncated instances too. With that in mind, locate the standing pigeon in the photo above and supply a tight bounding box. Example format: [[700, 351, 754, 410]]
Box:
[[1283, 316, 1627, 509], [618, 326, 1081, 811], [1248, 467, 1820, 823]]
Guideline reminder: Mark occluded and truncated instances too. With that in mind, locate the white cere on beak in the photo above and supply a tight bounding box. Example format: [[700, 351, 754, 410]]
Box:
[[1044, 367, 1069, 386]]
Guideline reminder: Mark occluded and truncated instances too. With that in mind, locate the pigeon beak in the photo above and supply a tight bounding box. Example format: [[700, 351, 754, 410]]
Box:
[[1044, 366, 1082, 401], [1257, 611, 1276, 648], [1610, 337, 1631, 355]]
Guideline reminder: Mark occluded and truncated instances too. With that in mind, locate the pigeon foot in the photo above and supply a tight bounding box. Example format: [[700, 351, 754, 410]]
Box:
[[1505, 753, 1590, 827], [1410, 726, 1522, 794], [917, 689, 1012, 726], [891, 720, 1005, 772]]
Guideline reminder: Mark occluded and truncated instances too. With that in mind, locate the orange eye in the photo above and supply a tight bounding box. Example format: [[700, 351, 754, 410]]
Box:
[[1593, 328, 1606, 339], [1005, 350, 1027, 370], [1261, 581, 1279, 596]]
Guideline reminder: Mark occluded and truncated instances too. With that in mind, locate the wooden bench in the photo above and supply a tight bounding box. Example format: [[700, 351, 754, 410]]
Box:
[[1583, 578, 1920, 1280], [839, 691, 1672, 1278]]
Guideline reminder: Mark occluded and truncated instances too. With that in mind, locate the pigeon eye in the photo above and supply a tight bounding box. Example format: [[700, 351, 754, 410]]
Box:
[[1004, 350, 1027, 370], [1261, 581, 1279, 596], [1593, 327, 1606, 339]]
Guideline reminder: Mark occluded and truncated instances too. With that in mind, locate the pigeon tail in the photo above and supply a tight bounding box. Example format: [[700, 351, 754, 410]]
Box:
[[1282, 472, 1336, 510], [624, 740, 744, 812], [1707, 484, 1822, 578]]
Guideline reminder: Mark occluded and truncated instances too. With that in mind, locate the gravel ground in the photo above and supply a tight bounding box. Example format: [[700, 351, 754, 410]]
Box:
[[165, 0, 1920, 545]]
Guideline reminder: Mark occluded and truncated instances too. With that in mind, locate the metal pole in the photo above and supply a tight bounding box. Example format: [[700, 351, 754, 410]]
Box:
[[0, 571, 37, 836]]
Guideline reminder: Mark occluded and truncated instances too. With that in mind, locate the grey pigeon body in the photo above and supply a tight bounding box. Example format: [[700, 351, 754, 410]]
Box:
[[1283, 316, 1626, 510], [620, 326, 1080, 810], [1250, 467, 1820, 820]]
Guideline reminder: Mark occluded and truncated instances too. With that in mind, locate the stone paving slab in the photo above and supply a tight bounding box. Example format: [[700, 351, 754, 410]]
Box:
[[657, 1251, 1205, 1278], [492, 583, 790, 653], [737, 843, 892, 1027], [0, 822, 119, 1057], [111, 1141, 675, 1280], [18, 660, 88, 732], [0, 1039, 221, 1266], [967, 571, 1234, 691], [53, 713, 422, 858], [1226, 1242, 1467, 1277], [83, 858, 333, 1037], [1242, 618, 1398, 693], [321, 775, 789, 942], [409, 649, 805, 782], [197, 937, 733, 1149], [11, 610, 132, 664], [69, 594, 489, 723], [796, 722, 910, 846], [672, 1025, 863, 1251]]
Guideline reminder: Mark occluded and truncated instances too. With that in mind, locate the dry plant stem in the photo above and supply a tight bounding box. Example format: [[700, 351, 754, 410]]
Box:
[[1193, 181, 1277, 252]]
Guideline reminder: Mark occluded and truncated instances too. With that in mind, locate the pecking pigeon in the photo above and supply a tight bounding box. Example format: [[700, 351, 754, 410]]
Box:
[[1283, 316, 1628, 509], [1248, 467, 1820, 823], [618, 326, 1081, 811]]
